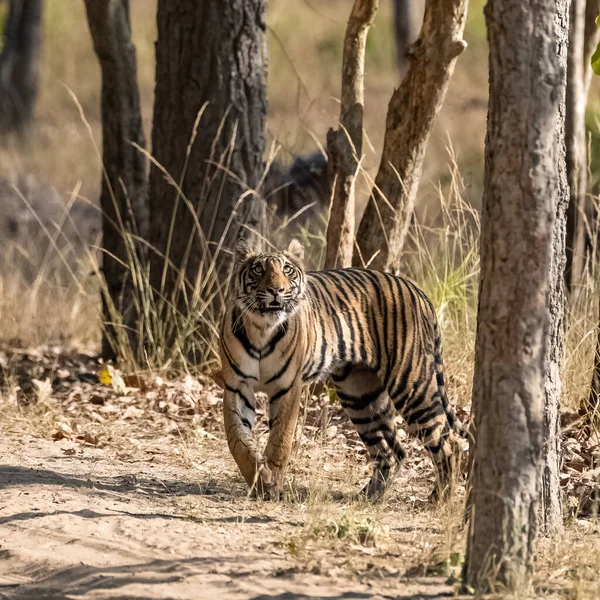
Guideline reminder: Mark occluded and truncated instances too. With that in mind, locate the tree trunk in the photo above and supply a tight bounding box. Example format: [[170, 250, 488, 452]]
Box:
[[463, 0, 567, 592], [582, 0, 600, 264], [148, 0, 267, 341], [324, 0, 378, 270], [353, 0, 467, 272], [565, 0, 600, 292], [0, 0, 42, 133], [84, 0, 148, 362], [392, 0, 425, 79], [542, 0, 569, 535], [565, 0, 586, 294], [565, 0, 589, 292], [585, 1, 600, 427]]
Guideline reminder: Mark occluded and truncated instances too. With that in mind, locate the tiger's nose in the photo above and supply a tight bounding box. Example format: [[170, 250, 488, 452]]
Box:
[[267, 286, 284, 299]]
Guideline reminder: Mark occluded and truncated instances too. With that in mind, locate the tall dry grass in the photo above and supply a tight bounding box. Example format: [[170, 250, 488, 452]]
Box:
[[0, 0, 490, 363], [2, 126, 600, 421]]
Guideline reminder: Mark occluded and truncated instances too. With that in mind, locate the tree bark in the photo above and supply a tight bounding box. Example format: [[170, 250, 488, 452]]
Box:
[[0, 0, 42, 133], [149, 0, 267, 328], [565, 0, 600, 292], [353, 0, 467, 272], [542, 0, 569, 535], [324, 0, 378, 270], [463, 0, 567, 592], [84, 0, 148, 361], [392, 0, 425, 79]]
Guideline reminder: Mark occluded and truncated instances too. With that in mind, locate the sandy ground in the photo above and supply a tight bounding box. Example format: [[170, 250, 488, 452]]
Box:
[[0, 434, 463, 600], [1, 351, 596, 600]]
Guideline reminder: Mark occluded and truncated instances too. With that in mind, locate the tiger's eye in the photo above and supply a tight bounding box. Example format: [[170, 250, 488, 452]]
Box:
[[283, 264, 294, 275], [251, 264, 263, 275]]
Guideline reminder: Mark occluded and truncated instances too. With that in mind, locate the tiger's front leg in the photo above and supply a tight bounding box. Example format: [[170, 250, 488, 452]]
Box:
[[223, 380, 276, 498], [263, 380, 302, 499]]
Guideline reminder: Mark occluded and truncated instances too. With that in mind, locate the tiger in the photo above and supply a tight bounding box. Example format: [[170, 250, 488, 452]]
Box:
[[220, 237, 463, 501]]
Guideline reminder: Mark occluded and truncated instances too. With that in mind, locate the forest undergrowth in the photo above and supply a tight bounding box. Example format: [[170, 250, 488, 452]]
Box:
[[1, 148, 599, 598]]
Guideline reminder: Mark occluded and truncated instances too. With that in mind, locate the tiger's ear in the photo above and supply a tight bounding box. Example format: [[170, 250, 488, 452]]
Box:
[[285, 239, 305, 265], [235, 238, 256, 263]]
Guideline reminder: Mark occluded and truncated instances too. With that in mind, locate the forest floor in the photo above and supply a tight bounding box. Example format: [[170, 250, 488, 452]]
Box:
[[0, 435, 462, 600], [0, 347, 599, 600]]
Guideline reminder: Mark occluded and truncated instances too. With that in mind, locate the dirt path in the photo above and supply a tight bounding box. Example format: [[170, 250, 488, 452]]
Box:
[[1, 350, 598, 598], [0, 434, 460, 600]]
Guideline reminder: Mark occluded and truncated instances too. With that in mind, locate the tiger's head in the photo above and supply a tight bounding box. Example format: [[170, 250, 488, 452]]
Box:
[[233, 238, 306, 324]]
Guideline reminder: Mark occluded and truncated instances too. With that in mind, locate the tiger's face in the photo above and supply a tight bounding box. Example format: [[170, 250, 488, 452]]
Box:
[[233, 238, 306, 324]]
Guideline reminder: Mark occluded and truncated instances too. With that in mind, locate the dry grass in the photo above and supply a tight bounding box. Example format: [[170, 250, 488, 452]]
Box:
[[535, 526, 600, 599], [0, 0, 487, 360]]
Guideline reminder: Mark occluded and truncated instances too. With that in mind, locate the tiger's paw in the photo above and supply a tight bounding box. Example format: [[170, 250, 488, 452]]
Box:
[[251, 482, 283, 501], [360, 479, 386, 502], [251, 467, 283, 501]]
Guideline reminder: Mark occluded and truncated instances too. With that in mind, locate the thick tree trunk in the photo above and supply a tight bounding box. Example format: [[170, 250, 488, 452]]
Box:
[[149, 0, 267, 330], [353, 0, 467, 272], [463, 0, 567, 592], [324, 0, 378, 270], [0, 0, 42, 133], [84, 0, 148, 361], [542, 0, 569, 535], [392, 0, 425, 79]]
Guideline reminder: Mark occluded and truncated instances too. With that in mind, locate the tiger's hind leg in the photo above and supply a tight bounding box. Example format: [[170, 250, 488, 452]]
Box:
[[396, 372, 459, 502], [408, 415, 457, 502], [333, 365, 405, 500]]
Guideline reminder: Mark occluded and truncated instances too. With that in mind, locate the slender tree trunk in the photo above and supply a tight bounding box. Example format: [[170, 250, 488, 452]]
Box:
[[582, 0, 600, 266], [565, 0, 586, 294], [353, 0, 467, 272], [542, 0, 569, 535], [0, 0, 42, 133], [392, 0, 425, 79], [565, 0, 600, 292], [324, 0, 378, 270], [148, 0, 267, 348], [84, 0, 148, 361], [570, 0, 600, 432], [463, 0, 567, 592], [585, 1, 600, 427]]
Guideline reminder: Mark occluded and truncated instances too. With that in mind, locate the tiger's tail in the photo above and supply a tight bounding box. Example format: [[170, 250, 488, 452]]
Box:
[[433, 321, 469, 441]]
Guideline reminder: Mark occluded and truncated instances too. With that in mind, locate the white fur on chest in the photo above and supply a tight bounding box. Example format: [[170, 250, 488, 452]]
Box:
[[243, 321, 292, 392]]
